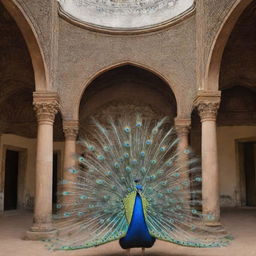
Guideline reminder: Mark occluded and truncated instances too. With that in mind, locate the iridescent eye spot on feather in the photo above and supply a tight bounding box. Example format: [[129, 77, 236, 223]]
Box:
[[62, 191, 71, 196], [182, 181, 189, 187], [207, 214, 215, 221], [123, 141, 131, 148], [152, 128, 158, 134], [80, 195, 88, 200], [192, 209, 197, 214], [111, 185, 117, 191], [166, 189, 173, 194], [56, 204, 62, 209], [160, 181, 167, 186], [131, 159, 138, 165], [123, 152, 129, 158], [103, 146, 110, 152], [195, 177, 202, 182], [96, 179, 105, 185], [157, 193, 164, 199], [114, 162, 120, 168], [97, 155, 105, 161], [63, 212, 71, 217], [104, 195, 110, 200], [172, 172, 180, 177], [150, 175, 157, 181], [184, 149, 191, 154], [160, 146, 166, 152], [146, 139, 152, 145], [88, 145, 95, 151], [166, 161, 173, 167], [125, 166, 132, 172], [151, 159, 157, 165], [140, 151, 145, 157], [68, 168, 78, 174], [105, 171, 112, 176], [136, 122, 142, 127], [140, 167, 146, 173], [175, 185, 181, 191], [124, 126, 131, 133]]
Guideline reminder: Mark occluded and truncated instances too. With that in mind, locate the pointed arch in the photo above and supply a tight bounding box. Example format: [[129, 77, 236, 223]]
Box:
[[1, 0, 48, 91], [74, 61, 180, 120]]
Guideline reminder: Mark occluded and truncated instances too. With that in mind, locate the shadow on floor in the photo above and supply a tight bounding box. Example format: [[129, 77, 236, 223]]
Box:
[[84, 253, 198, 256]]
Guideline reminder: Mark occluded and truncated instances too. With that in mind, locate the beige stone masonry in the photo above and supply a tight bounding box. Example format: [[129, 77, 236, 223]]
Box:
[[194, 91, 221, 225], [26, 92, 59, 240]]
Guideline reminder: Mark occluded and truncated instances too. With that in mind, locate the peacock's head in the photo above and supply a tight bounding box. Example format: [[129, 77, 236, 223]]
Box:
[[134, 178, 143, 191]]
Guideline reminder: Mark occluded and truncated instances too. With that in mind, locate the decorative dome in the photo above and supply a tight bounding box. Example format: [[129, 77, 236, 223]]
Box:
[[58, 0, 195, 33]]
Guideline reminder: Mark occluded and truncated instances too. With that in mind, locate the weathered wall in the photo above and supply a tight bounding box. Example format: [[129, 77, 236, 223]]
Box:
[[217, 126, 256, 207], [0, 134, 64, 212]]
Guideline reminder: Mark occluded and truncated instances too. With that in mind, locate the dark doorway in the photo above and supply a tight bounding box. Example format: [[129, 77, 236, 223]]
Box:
[[4, 150, 19, 211], [52, 152, 58, 208], [243, 142, 256, 206]]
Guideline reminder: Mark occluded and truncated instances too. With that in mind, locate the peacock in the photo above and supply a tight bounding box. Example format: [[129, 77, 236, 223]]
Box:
[[48, 113, 231, 254]]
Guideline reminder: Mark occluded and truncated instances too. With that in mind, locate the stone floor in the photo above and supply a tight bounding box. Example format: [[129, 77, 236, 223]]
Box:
[[0, 208, 256, 256]]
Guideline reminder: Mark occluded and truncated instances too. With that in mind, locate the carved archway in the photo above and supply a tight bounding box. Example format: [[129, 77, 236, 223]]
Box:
[[206, 0, 253, 91], [73, 61, 180, 120], [78, 64, 178, 137], [1, 0, 48, 91]]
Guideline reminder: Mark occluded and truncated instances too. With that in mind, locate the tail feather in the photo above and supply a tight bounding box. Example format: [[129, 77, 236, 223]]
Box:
[[47, 113, 232, 250]]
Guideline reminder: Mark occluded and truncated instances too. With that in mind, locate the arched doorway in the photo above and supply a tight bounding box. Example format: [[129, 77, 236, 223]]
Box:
[[206, 0, 253, 91], [217, 1, 256, 207], [79, 65, 177, 137], [0, 2, 63, 213], [1, 0, 48, 91]]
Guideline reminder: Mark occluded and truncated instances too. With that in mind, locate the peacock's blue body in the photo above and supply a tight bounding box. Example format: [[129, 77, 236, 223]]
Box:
[[49, 114, 232, 252], [120, 192, 155, 249]]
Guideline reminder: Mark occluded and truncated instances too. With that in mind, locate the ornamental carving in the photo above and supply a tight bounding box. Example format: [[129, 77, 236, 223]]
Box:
[[63, 121, 79, 139], [197, 102, 220, 122], [33, 102, 59, 124], [58, 0, 195, 33]]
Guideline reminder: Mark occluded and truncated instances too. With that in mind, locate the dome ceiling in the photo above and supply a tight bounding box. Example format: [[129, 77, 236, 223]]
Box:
[[58, 0, 195, 33]]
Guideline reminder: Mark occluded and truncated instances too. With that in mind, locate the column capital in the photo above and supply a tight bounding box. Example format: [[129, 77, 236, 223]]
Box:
[[194, 91, 221, 122], [175, 118, 191, 137], [33, 92, 59, 124], [63, 120, 79, 140]]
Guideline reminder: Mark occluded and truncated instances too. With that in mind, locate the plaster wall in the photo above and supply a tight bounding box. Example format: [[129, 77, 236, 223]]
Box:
[[0, 134, 64, 212], [217, 126, 256, 207]]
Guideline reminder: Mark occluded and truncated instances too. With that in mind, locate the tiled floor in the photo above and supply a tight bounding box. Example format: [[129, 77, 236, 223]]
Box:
[[0, 208, 256, 256]]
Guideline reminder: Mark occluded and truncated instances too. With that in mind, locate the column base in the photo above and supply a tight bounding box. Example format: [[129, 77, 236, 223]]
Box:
[[204, 221, 222, 227], [25, 228, 57, 240]]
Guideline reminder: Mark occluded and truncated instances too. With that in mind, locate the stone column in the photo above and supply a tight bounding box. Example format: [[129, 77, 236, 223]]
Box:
[[175, 119, 191, 204], [26, 92, 59, 240], [195, 94, 221, 225], [63, 120, 79, 175], [175, 119, 191, 156]]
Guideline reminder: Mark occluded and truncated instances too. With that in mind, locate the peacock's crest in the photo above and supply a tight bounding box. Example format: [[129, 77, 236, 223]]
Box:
[[48, 114, 231, 251]]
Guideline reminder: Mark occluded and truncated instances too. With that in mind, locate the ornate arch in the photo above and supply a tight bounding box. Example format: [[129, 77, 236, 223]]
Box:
[[73, 61, 180, 120], [1, 0, 48, 91], [206, 0, 253, 91]]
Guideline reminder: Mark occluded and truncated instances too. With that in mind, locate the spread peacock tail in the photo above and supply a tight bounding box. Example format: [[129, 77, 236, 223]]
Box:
[[48, 113, 231, 250]]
